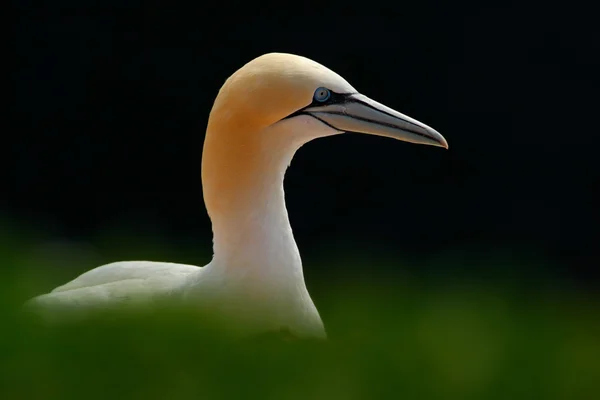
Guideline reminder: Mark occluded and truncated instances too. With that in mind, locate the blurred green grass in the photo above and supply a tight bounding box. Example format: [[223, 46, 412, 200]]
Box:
[[1, 220, 599, 399]]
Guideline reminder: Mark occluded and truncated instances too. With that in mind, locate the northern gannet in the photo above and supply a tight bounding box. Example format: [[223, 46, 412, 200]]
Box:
[[25, 53, 448, 339]]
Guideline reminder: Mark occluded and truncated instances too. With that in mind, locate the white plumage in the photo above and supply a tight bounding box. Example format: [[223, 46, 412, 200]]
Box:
[[25, 53, 447, 338]]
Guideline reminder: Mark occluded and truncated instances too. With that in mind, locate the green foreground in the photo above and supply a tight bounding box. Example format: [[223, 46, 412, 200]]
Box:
[[0, 229, 599, 399]]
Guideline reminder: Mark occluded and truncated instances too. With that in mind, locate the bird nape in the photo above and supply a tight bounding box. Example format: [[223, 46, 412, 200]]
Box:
[[24, 53, 448, 339]]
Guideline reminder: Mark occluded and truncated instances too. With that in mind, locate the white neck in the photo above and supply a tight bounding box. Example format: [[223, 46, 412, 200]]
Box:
[[209, 146, 304, 285], [198, 119, 325, 288], [183, 117, 336, 338]]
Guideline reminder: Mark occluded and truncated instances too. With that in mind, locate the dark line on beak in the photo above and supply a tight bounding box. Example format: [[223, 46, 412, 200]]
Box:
[[322, 111, 439, 143], [281, 92, 356, 121], [302, 113, 345, 133], [347, 97, 427, 131]]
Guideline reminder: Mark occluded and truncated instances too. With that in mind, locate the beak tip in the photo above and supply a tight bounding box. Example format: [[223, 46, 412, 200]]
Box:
[[428, 128, 448, 150]]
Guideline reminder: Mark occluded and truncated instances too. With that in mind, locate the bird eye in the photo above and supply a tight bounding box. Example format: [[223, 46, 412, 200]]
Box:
[[313, 87, 331, 103]]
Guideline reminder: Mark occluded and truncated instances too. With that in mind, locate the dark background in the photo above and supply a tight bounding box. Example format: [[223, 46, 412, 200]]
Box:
[[9, 2, 600, 290]]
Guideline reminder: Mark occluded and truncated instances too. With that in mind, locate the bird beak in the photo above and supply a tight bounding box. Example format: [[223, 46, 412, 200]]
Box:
[[304, 93, 448, 149]]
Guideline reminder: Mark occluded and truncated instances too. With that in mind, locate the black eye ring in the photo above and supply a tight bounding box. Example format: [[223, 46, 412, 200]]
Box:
[[313, 87, 331, 102]]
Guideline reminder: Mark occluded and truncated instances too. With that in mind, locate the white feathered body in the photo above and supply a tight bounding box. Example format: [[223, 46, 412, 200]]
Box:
[[24, 259, 326, 338], [24, 261, 199, 311]]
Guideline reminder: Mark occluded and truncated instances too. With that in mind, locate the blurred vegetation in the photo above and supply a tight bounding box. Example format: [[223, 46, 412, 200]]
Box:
[[1, 217, 599, 399]]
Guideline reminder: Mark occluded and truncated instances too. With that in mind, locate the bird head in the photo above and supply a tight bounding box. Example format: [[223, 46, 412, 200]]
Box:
[[207, 53, 448, 149]]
